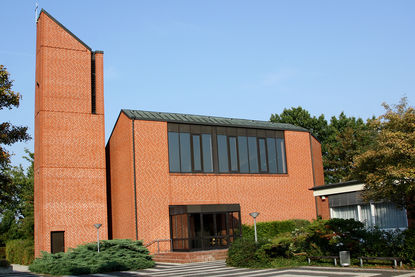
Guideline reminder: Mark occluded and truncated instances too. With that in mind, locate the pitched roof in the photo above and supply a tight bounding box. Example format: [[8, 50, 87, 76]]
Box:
[[122, 109, 310, 132]]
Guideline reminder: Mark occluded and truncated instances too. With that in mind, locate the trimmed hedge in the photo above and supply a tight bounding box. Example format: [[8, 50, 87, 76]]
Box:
[[242, 219, 310, 240], [5, 240, 34, 265], [29, 239, 155, 275]]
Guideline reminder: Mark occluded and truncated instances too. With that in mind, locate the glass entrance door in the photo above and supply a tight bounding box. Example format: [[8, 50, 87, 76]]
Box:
[[170, 204, 241, 251]]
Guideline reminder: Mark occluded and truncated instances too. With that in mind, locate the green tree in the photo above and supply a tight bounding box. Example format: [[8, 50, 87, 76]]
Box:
[[0, 150, 34, 245], [351, 98, 415, 212], [0, 65, 31, 213], [324, 113, 375, 183], [271, 107, 371, 184]]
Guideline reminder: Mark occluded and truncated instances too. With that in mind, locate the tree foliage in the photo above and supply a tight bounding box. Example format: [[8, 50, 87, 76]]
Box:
[[0, 65, 31, 213], [351, 98, 415, 210], [0, 150, 34, 246], [271, 107, 371, 184]]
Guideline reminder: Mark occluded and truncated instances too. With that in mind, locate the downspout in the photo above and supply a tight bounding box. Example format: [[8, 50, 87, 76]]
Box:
[[132, 119, 138, 240]]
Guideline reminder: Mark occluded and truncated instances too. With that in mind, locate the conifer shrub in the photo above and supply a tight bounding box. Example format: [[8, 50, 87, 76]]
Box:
[[5, 239, 34, 265], [29, 239, 154, 275]]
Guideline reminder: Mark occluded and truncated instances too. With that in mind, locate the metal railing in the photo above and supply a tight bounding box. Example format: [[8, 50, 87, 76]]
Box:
[[145, 239, 172, 254]]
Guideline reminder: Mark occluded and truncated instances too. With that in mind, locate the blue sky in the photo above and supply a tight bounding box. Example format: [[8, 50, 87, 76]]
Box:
[[1, 0, 414, 168]]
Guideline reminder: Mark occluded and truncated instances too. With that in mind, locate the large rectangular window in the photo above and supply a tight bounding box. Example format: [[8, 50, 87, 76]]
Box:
[[258, 138, 267, 172], [167, 124, 289, 175], [192, 135, 202, 171], [248, 137, 258, 173], [237, 136, 249, 173], [180, 133, 191, 172], [168, 132, 181, 172], [202, 134, 213, 173], [217, 135, 229, 173], [229, 137, 238, 172], [266, 138, 277, 173]]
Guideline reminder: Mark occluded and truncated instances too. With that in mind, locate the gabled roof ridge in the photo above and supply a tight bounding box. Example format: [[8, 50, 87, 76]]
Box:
[[122, 109, 311, 133], [38, 9, 92, 51]]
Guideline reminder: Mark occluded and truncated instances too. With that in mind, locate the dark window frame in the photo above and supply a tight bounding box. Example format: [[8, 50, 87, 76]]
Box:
[[167, 124, 288, 175]]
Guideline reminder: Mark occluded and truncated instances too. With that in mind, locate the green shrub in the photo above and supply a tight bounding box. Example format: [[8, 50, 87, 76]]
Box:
[[242, 219, 310, 240], [401, 228, 415, 265], [0, 247, 5, 259], [5, 239, 34, 265], [29, 239, 154, 275], [226, 237, 269, 268], [0, 259, 10, 268]]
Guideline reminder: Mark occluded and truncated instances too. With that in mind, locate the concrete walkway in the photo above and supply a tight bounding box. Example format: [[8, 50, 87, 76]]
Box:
[[4, 261, 415, 277]]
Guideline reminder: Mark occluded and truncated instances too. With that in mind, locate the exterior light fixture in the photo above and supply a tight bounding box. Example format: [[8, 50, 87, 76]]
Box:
[[94, 223, 102, 253], [249, 212, 260, 243]]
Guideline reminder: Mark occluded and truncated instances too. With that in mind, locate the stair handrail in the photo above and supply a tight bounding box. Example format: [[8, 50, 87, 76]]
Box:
[[145, 238, 172, 253]]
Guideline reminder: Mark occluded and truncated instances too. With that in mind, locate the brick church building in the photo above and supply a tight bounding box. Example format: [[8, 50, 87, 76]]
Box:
[[34, 10, 324, 257]]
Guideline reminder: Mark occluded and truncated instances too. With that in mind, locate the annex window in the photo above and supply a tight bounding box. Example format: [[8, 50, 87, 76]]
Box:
[[167, 123, 288, 174]]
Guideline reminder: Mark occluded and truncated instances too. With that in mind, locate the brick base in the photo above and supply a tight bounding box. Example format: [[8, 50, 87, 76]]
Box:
[[153, 249, 228, 263]]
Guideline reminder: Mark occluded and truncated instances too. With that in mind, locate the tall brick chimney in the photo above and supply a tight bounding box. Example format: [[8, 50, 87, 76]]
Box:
[[34, 10, 107, 256]]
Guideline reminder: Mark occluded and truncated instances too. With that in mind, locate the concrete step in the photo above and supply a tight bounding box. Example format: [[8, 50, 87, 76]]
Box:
[[153, 249, 228, 263]]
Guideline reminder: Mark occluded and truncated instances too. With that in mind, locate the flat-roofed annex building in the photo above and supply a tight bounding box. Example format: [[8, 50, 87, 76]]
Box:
[[34, 9, 325, 255]]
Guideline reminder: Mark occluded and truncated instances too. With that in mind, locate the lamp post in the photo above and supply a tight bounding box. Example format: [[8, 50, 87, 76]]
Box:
[[94, 224, 102, 253], [249, 212, 260, 243]]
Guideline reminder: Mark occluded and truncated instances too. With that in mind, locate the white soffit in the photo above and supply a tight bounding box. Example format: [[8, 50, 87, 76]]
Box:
[[313, 184, 365, 197]]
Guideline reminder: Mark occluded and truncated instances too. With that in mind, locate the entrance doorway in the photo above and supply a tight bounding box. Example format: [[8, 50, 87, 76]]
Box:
[[169, 204, 241, 251]]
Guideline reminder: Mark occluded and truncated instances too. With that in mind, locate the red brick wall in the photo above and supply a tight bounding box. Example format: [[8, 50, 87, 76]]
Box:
[[108, 117, 321, 250], [316, 197, 330, 219], [106, 112, 135, 239], [310, 135, 324, 188], [34, 12, 107, 256]]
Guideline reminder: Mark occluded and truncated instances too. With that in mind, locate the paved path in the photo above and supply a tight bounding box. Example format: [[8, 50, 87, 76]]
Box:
[[5, 261, 415, 277]]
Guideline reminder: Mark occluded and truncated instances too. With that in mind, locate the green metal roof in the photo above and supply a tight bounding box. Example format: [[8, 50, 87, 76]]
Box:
[[122, 109, 310, 132]]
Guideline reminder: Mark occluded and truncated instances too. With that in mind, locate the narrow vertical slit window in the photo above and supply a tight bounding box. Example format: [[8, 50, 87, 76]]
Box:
[[192, 135, 202, 171], [237, 136, 249, 173], [248, 136, 258, 173], [217, 135, 229, 172], [168, 132, 180, 172], [91, 52, 96, 114], [228, 137, 238, 172], [180, 133, 191, 172], [258, 138, 267, 172], [202, 134, 213, 173]]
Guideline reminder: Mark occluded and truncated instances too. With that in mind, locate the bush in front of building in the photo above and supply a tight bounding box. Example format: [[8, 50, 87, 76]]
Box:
[[5, 239, 34, 265], [29, 239, 154, 275], [228, 218, 411, 268], [0, 247, 6, 259], [226, 237, 269, 268], [401, 228, 415, 265], [241, 219, 310, 241]]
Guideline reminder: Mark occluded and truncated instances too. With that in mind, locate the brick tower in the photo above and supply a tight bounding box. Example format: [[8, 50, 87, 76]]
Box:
[[34, 10, 107, 256]]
